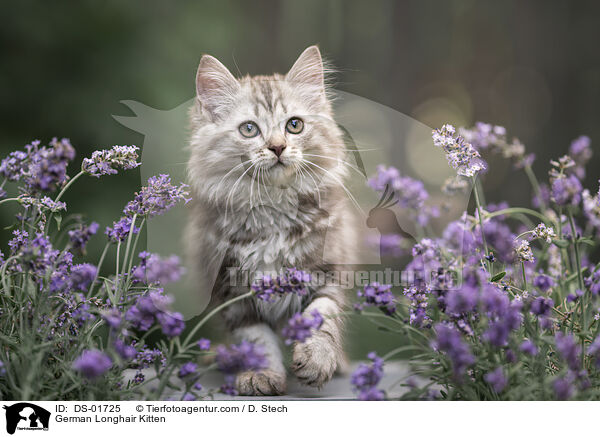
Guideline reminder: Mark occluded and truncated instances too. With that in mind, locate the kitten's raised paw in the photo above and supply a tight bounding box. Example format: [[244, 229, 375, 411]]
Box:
[[292, 335, 338, 388], [235, 369, 287, 396]]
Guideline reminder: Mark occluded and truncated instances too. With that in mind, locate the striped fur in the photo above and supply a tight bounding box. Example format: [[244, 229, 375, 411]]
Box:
[[186, 46, 357, 395]]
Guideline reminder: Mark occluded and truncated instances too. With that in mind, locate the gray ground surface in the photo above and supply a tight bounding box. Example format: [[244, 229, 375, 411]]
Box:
[[126, 362, 412, 400]]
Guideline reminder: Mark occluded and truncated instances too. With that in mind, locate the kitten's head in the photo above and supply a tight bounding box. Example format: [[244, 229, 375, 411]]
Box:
[[188, 46, 347, 203]]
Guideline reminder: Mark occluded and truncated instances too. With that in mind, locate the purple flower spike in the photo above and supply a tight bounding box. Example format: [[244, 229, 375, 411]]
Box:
[[351, 352, 385, 401], [197, 338, 211, 351], [72, 349, 112, 380], [433, 324, 475, 379], [551, 175, 582, 206], [520, 340, 538, 356], [555, 332, 580, 371], [82, 145, 140, 177], [484, 367, 507, 393], [251, 268, 312, 302], [281, 310, 324, 345], [358, 282, 396, 315]]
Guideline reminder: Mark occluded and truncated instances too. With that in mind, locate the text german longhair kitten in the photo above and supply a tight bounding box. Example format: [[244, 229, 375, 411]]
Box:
[[186, 46, 357, 395]]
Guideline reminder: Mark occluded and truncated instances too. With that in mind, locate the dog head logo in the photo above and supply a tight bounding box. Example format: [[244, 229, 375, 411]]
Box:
[[3, 403, 50, 434]]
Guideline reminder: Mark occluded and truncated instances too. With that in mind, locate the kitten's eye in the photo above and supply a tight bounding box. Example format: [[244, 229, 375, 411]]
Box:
[[239, 121, 260, 138], [285, 117, 304, 134]]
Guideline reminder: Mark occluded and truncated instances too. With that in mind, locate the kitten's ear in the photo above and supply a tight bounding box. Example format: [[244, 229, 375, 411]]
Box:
[[286, 46, 328, 108], [195, 55, 240, 120]]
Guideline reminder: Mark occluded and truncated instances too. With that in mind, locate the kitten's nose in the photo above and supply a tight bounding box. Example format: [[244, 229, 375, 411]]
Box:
[[268, 144, 286, 157]]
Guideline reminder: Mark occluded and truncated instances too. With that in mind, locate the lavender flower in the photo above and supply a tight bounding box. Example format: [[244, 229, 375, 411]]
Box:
[[215, 341, 268, 392], [551, 175, 582, 206], [520, 340, 538, 356], [0, 361, 5, 376], [568, 135, 592, 179], [1, 138, 76, 192], [69, 264, 98, 291], [131, 252, 184, 285], [368, 234, 405, 257], [155, 311, 185, 337], [446, 284, 479, 314], [403, 283, 430, 326], [459, 122, 506, 151], [530, 297, 553, 317], [585, 269, 600, 296], [553, 377, 573, 400], [281, 310, 323, 345], [114, 339, 137, 360], [82, 145, 140, 177], [433, 324, 475, 379], [124, 174, 190, 218], [126, 290, 185, 337], [432, 124, 486, 177], [197, 338, 211, 351], [531, 223, 556, 243], [587, 336, 600, 369], [101, 308, 122, 329], [105, 216, 140, 243], [358, 282, 396, 315], [68, 222, 99, 253], [0, 146, 31, 181], [251, 268, 311, 302], [482, 301, 523, 347], [514, 239, 535, 263], [19, 195, 66, 213], [555, 332, 580, 371], [178, 362, 198, 379], [72, 349, 112, 379], [368, 165, 429, 210], [484, 367, 507, 393], [582, 183, 600, 229], [533, 274, 556, 293], [350, 352, 385, 401], [532, 183, 551, 209]]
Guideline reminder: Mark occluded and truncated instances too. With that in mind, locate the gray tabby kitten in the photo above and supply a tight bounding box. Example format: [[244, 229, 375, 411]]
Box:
[[186, 46, 357, 395]]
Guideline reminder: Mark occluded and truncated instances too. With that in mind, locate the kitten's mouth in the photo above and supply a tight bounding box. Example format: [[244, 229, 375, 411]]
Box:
[[269, 159, 286, 169]]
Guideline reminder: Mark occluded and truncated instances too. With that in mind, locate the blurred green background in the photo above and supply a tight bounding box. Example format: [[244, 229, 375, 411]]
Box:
[[1, 0, 599, 357]]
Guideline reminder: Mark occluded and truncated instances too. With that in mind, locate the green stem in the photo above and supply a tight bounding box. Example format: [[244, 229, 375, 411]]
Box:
[[486, 207, 557, 228], [472, 176, 491, 273], [0, 198, 20, 206], [521, 262, 527, 291], [54, 171, 84, 203], [567, 211, 585, 330], [121, 214, 138, 281], [88, 243, 110, 297], [127, 219, 145, 274], [181, 291, 254, 349], [524, 164, 546, 211]]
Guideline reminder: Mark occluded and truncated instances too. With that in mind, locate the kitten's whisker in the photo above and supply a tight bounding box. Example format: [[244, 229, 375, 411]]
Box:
[[302, 153, 365, 177], [215, 160, 252, 198], [297, 161, 322, 208], [250, 165, 260, 227], [260, 167, 276, 209], [301, 159, 364, 216], [225, 162, 256, 222]]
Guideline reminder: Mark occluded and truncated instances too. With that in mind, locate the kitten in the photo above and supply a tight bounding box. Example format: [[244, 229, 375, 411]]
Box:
[[186, 46, 357, 395]]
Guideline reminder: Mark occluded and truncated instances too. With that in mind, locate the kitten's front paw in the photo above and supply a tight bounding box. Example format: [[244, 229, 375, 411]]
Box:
[[235, 369, 287, 396], [292, 335, 338, 388]]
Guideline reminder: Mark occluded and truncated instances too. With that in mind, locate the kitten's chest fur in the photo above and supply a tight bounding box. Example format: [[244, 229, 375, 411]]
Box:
[[220, 188, 330, 273]]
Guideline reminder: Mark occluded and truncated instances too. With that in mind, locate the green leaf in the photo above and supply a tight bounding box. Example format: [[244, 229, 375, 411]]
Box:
[[490, 272, 506, 282], [552, 239, 570, 248], [578, 237, 596, 247], [54, 214, 62, 230]]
